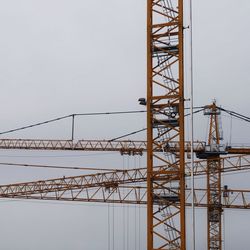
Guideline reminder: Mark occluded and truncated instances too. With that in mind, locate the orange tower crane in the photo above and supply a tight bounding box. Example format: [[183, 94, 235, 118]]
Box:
[[0, 143, 250, 249], [147, 0, 185, 249], [196, 103, 226, 250], [0, 0, 249, 247]]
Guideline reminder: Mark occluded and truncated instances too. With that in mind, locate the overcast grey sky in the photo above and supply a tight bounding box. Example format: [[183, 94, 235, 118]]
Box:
[[0, 0, 249, 249]]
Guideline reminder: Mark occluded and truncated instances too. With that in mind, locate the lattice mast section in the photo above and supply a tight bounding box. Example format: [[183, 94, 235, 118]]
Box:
[[204, 103, 224, 250], [147, 0, 185, 249]]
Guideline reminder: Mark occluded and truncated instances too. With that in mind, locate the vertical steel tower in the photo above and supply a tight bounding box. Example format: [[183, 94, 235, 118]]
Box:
[[197, 102, 224, 250], [147, 0, 186, 249], [206, 103, 223, 250]]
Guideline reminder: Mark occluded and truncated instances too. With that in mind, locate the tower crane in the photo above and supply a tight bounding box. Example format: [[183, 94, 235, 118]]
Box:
[[1, 126, 250, 250], [0, 0, 250, 249], [0, 146, 250, 249], [1, 101, 250, 250], [196, 103, 224, 250], [146, 1, 186, 248]]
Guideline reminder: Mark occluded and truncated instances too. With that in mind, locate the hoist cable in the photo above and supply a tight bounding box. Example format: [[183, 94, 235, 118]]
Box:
[[218, 107, 250, 123], [0, 114, 72, 136], [0, 110, 146, 136], [189, 0, 196, 248], [0, 162, 119, 172], [109, 108, 205, 141], [109, 128, 146, 141], [0, 106, 205, 138]]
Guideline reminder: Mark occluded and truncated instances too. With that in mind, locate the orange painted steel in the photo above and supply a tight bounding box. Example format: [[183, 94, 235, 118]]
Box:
[[0, 174, 249, 209], [0, 139, 249, 156], [0, 139, 147, 155], [147, 0, 186, 249], [204, 103, 223, 250]]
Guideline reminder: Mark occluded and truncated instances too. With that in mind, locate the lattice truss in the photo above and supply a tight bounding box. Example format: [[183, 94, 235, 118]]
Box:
[[207, 109, 222, 250], [149, 0, 185, 249], [207, 158, 222, 250], [0, 168, 249, 209]]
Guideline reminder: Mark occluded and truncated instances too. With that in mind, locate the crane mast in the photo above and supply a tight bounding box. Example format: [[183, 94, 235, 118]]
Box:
[[147, 0, 185, 249], [206, 104, 224, 250], [0, 1, 248, 248], [197, 103, 225, 250]]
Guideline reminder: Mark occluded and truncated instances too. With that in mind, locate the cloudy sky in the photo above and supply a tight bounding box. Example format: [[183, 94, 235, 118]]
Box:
[[0, 0, 249, 249]]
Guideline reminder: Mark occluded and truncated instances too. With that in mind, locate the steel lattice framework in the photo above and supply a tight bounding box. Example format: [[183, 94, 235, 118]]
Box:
[[0, 173, 249, 209], [147, 0, 185, 249], [0, 138, 249, 155], [204, 104, 223, 250]]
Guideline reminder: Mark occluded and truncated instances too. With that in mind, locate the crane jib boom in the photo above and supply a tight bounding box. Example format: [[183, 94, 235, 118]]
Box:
[[0, 154, 249, 209], [0, 174, 248, 209], [0, 139, 249, 155]]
